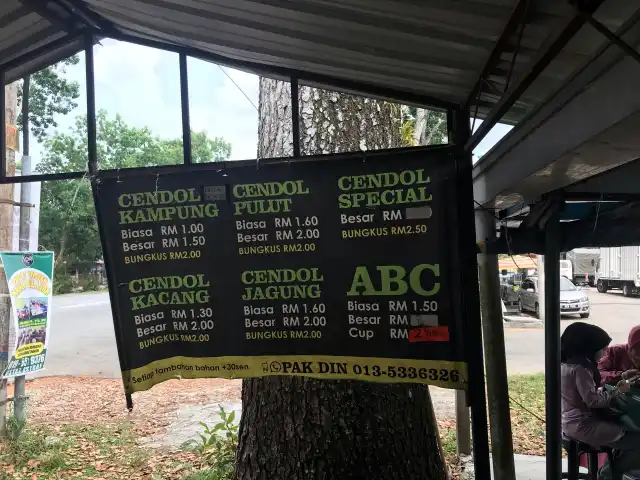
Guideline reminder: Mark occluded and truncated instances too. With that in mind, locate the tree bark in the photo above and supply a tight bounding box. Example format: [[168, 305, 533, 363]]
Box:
[[236, 79, 447, 480], [1, 83, 17, 250], [414, 109, 428, 146]]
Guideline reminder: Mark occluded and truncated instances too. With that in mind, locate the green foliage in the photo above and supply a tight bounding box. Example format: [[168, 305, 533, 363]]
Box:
[[53, 268, 75, 295], [184, 467, 234, 480], [37, 110, 231, 273], [439, 426, 457, 461], [401, 120, 416, 147], [18, 57, 81, 143], [183, 406, 238, 480], [5, 415, 26, 443], [79, 275, 102, 292], [0, 425, 71, 475], [401, 107, 448, 147], [0, 422, 163, 478], [508, 374, 546, 455]]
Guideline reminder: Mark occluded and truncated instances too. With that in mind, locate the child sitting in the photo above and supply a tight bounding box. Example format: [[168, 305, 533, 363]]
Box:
[[561, 322, 640, 480]]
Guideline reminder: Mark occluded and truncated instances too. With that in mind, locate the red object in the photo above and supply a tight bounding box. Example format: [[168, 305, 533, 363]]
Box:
[[579, 452, 607, 470], [408, 326, 449, 343], [598, 325, 640, 384]]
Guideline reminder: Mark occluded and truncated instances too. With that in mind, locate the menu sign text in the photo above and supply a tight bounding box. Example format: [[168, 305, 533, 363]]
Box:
[[93, 149, 468, 394]]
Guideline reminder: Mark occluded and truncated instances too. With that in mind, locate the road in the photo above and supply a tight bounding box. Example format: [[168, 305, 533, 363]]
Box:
[[33, 288, 640, 379], [505, 287, 640, 374], [36, 292, 120, 378]]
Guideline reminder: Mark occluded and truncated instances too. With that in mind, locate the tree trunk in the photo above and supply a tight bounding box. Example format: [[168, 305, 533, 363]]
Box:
[[236, 79, 447, 480], [414, 109, 428, 146], [1, 83, 17, 250]]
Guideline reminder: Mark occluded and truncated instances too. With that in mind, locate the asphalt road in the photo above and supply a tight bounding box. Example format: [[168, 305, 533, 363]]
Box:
[[33, 288, 640, 379], [506, 287, 640, 374], [35, 292, 120, 378]]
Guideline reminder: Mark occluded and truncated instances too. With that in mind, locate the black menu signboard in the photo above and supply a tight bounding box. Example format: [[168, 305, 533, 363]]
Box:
[[93, 149, 469, 395]]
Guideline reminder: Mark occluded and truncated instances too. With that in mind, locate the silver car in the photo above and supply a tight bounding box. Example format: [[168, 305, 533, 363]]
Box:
[[518, 276, 590, 319]]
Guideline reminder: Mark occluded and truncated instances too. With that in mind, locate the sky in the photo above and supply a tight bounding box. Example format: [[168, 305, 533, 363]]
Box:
[[29, 39, 511, 167]]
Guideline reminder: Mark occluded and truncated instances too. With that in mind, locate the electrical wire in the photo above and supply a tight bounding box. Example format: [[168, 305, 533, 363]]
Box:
[[217, 65, 258, 112], [593, 193, 603, 234], [473, 206, 548, 425], [473, 206, 547, 425]]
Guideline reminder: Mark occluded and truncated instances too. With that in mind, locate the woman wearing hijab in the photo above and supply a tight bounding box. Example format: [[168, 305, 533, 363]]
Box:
[[562, 322, 640, 480], [598, 325, 640, 385]]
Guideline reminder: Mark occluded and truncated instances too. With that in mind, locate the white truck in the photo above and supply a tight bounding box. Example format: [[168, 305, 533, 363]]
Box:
[[596, 246, 640, 296], [560, 259, 573, 282], [566, 248, 600, 286]]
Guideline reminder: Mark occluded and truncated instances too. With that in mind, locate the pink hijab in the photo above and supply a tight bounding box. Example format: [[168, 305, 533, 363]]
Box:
[[629, 325, 640, 349]]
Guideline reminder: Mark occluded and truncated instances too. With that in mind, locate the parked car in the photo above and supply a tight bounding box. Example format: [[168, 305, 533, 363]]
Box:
[[518, 275, 590, 319]]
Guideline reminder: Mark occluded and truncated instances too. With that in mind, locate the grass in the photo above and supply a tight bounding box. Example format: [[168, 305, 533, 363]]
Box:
[[440, 425, 458, 460], [438, 373, 546, 465], [0, 421, 202, 479], [183, 468, 232, 480], [508, 373, 546, 455], [0, 424, 73, 477], [0, 376, 546, 478]]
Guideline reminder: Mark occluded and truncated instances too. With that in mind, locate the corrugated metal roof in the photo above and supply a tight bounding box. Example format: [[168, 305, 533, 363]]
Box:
[[474, 3, 640, 210], [0, 0, 637, 123], [87, 0, 511, 105], [0, 0, 86, 83]]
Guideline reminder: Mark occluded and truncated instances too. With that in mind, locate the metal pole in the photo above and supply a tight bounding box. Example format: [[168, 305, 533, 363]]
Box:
[[544, 202, 562, 479], [452, 107, 491, 480], [85, 33, 98, 175], [583, 14, 640, 67], [179, 53, 192, 164], [291, 77, 300, 157], [14, 74, 31, 423], [476, 209, 516, 479], [91, 182, 133, 411], [455, 390, 471, 456], [0, 70, 8, 436]]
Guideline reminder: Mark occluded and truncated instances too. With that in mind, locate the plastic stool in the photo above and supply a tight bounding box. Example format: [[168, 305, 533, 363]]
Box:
[[562, 435, 615, 480]]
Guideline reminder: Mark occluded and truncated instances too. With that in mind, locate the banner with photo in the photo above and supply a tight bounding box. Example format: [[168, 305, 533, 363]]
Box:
[[1, 252, 54, 378]]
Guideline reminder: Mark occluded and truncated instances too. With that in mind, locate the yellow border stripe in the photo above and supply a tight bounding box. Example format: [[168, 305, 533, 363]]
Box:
[[123, 355, 468, 394]]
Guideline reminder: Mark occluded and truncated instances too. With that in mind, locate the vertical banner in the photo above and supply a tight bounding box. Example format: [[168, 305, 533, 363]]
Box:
[[1, 252, 54, 378]]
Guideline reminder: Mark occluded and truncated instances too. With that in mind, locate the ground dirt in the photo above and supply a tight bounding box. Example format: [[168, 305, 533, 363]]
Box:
[[0, 377, 462, 479]]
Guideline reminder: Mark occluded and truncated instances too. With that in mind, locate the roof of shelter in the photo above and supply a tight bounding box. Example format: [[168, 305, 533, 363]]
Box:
[[498, 255, 538, 270], [0, 0, 635, 128], [470, 2, 640, 212], [484, 157, 640, 254]]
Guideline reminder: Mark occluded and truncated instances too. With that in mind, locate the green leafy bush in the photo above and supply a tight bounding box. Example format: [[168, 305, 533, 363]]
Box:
[[53, 273, 74, 295], [79, 274, 102, 292], [183, 406, 238, 480]]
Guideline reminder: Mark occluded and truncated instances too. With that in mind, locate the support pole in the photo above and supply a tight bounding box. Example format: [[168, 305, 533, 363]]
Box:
[[476, 209, 516, 479], [291, 77, 300, 157], [85, 33, 98, 175], [455, 390, 471, 456], [452, 107, 491, 480], [179, 53, 192, 164], [538, 255, 545, 322], [544, 203, 562, 478], [14, 74, 31, 423], [0, 70, 7, 436]]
